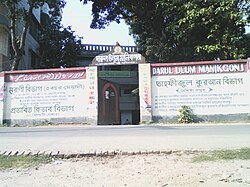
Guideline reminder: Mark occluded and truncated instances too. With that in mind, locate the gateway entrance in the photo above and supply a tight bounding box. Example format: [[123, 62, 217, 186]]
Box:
[[92, 44, 146, 125]]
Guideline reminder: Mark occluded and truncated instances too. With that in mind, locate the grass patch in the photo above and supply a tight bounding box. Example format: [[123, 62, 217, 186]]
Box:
[[192, 148, 250, 162], [0, 155, 52, 170]]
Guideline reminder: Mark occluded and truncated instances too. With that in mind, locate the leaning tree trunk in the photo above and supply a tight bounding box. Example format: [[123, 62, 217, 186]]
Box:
[[7, 0, 33, 71], [11, 54, 22, 71]]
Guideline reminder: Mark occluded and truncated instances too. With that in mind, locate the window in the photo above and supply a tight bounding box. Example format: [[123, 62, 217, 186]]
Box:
[[0, 28, 9, 56]]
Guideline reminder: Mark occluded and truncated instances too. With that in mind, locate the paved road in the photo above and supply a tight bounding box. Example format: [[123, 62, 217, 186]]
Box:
[[0, 124, 250, 154]]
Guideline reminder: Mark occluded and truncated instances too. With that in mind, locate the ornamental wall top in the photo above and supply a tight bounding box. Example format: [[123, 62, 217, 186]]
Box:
[[91, 43, 146, 66]]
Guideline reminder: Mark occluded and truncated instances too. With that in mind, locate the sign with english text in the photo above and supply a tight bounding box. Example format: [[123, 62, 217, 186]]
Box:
[[151, 62, 247, 76], [151, 60, 250, 118]]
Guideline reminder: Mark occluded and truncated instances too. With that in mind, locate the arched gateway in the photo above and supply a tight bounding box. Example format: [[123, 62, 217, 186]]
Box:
[[91, 43, 147, 125]]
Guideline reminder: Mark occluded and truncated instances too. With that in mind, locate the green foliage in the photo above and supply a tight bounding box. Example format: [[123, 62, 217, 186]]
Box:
[[0, 155, 51, 170], [81, 0, 250, 62], [178, 105, 194, 124], [39, 16, 83, 68], [192, 148, 250, 162], [176, 0, 250, 60]]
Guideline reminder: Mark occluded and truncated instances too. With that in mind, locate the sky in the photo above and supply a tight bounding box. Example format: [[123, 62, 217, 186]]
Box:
[[61, 1, 135, 46], [61, 1, 250, 46]]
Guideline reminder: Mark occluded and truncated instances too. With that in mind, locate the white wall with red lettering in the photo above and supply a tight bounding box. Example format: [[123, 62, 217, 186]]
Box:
[[3, 67, 98, 125], [151, 60, 250, 122], [138, 64, 152, 123]]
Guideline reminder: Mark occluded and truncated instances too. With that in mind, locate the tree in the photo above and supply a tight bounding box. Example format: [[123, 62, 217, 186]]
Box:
[[81, 0, 250, 62], [240, 33, 250, 57], [172, 0, 250, 60], [39, 9, 83, 68], [0, 0, 65, 70]]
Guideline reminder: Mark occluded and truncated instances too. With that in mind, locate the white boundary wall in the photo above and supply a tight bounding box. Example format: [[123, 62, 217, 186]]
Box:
[[1, 67, 98, 125], [0, 59, 249, 125], [150, 59, 250, 122]]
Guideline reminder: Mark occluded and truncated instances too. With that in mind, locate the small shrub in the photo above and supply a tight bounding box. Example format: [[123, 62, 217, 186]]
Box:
[[178, 105, 194, 123]]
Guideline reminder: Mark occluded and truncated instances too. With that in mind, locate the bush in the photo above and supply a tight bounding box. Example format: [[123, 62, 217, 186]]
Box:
[[178, 105, 194, 123]]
